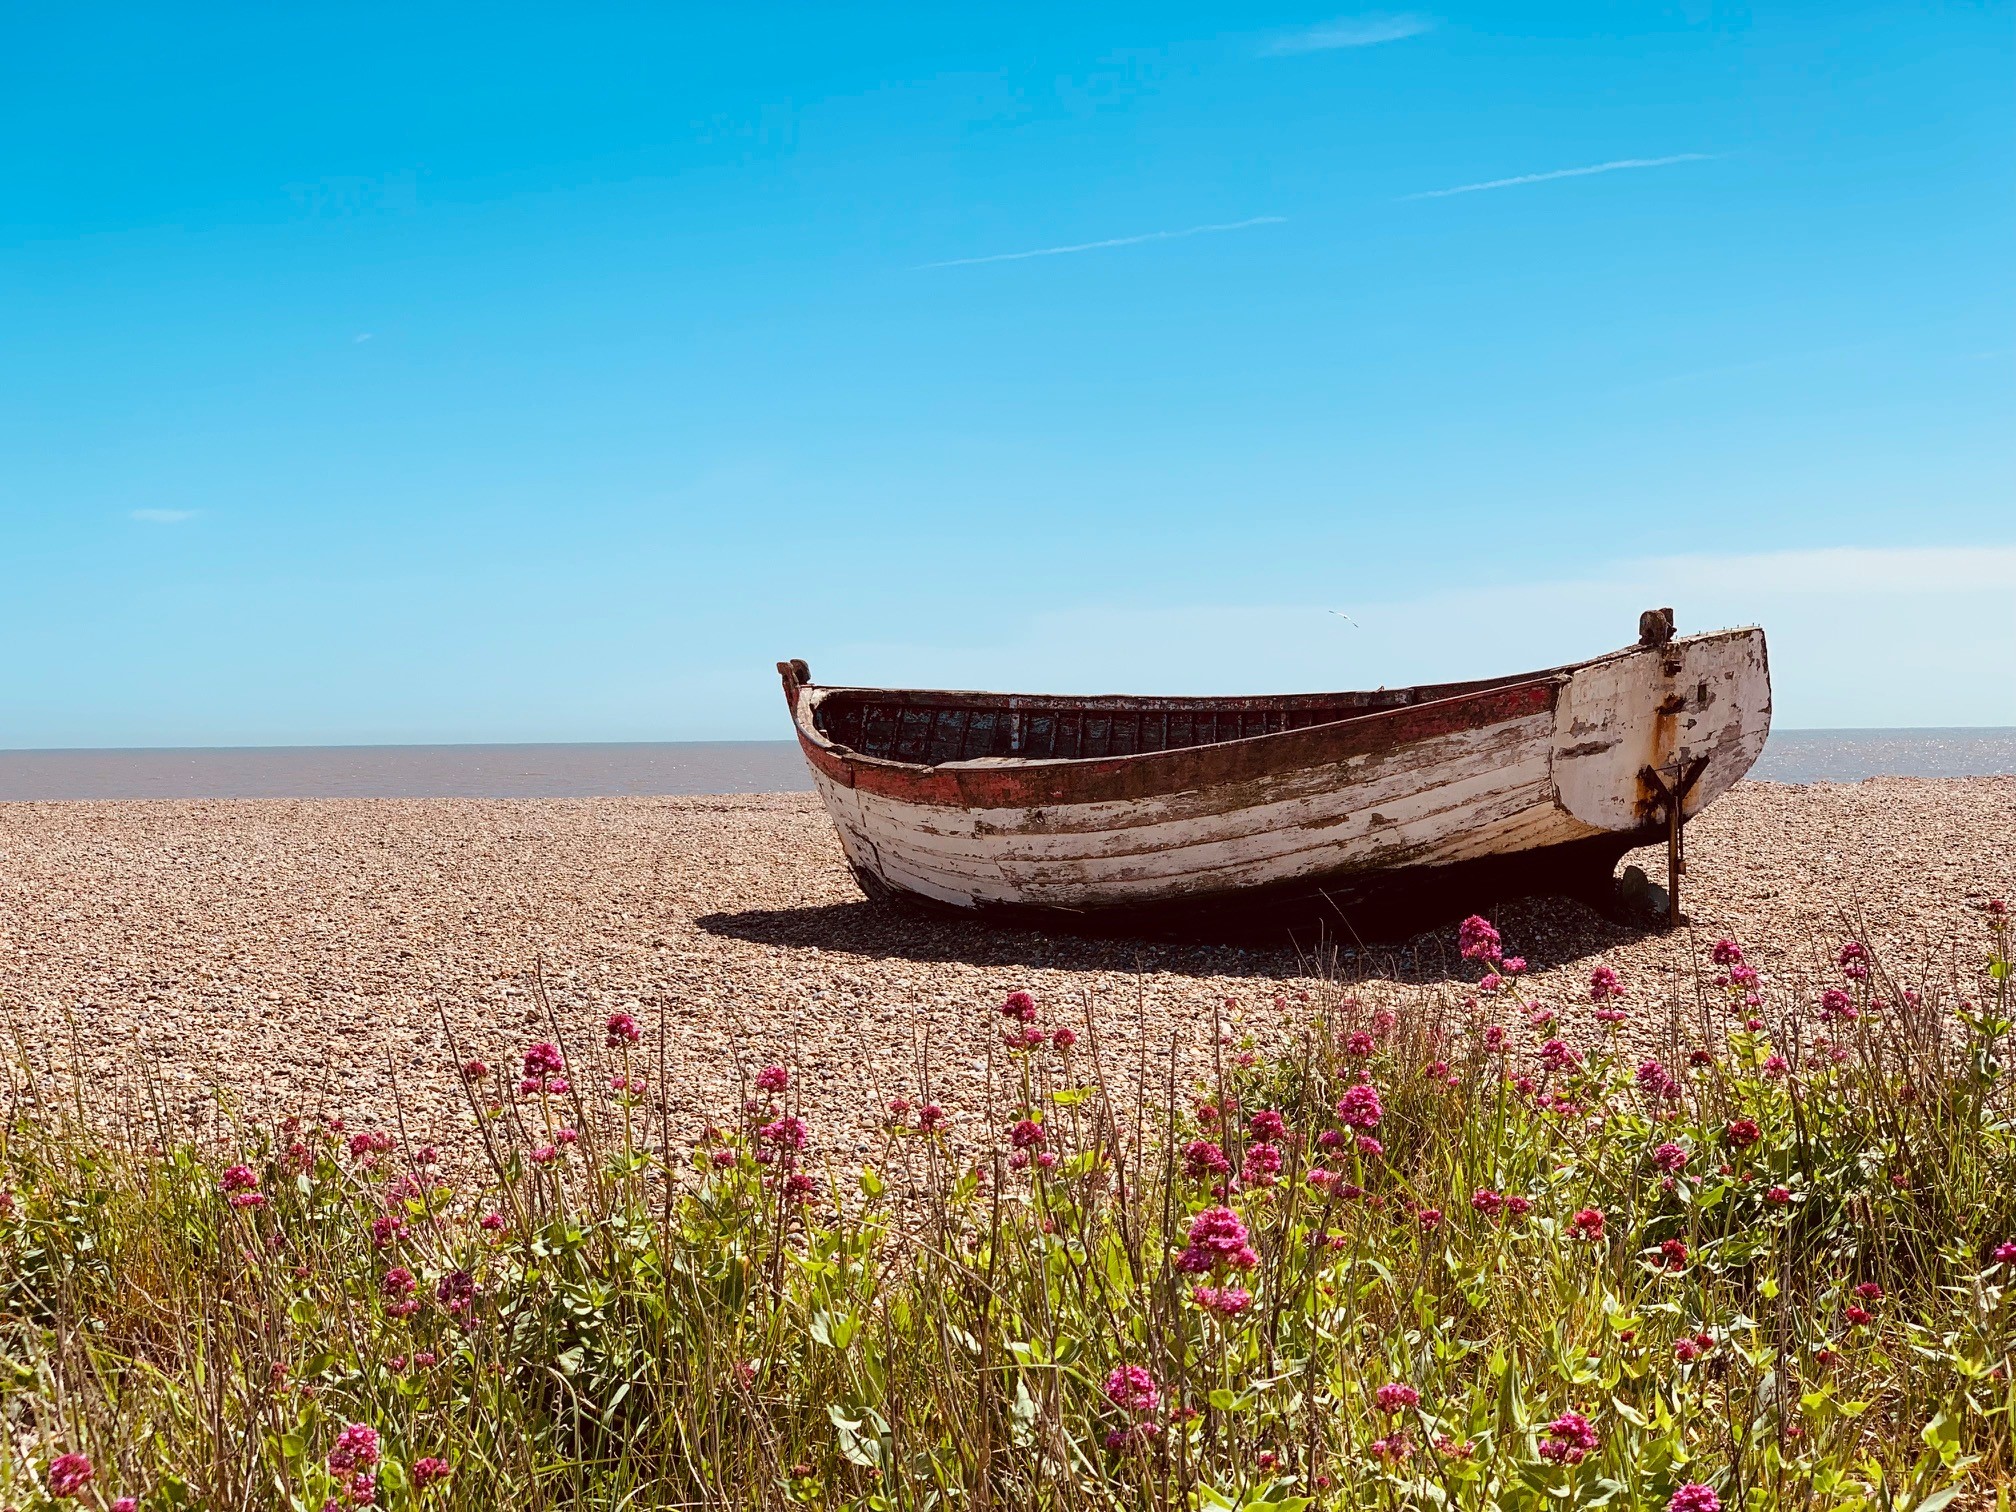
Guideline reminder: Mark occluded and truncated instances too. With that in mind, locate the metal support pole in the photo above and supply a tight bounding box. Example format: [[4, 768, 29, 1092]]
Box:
[[1640, 755, 1709, 930]]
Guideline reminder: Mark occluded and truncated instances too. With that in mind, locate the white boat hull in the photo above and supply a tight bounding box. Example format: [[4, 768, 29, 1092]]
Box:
[[787, 626, 1771, 922]]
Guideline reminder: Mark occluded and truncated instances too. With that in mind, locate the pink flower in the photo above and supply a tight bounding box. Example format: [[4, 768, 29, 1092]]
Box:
[[1538, 1039, 1582, 1073], [1724, 1119, 1762, 1149], [754, 1064, 789, 1093], [530, 1145, 559, 1164], [1176, 1206, 1258, 1274], [1345, 1029, 1376, 1057], [1417, 1207, 1443, 1229], [1844, 1304, 1872, 1326], [1650, 1142, 1688, 1174], [1819, 988, 1856, 1022], [1458, 914, 1503, 962], [1471, 1189, 1504, 1215], [1992, 1241, 2016, 1264], [220, 1163, 259, 1194], [46, 1453, 94, 1497], [1854, 1281, 1883, 1299], [1594, 1008, 1628, 1024], [1502, 956, 1527, 975], [917, 1103, 946, 1133], [605, 1012, 640, 1046], [1539, 1411, 1598, 1464], [1766, 1185, 1791, 1205], [412, 1456, 453, 1489], [1710, 938, 1744, 966], [1635, 1059, 1677, 1099], [1191, 1283, 1253, 1316], [435, 1269, 474, 1310], [1104, 1363, 1160, 1414], [113, 1500, 138, 1512], [1355, 1136, 1384, 1159], [1375, 1382, 1420, 1413], [1484, 1024, 1507, 1051], [522, 1042, 565, 1077], [1478, 972, 1504, 994], [1656, 1239, 1689, 1269], [1248, 1109, 1286, 1141], [1570, 1208, 1606, 1241], [478, 1211, 504, 1230], [368, 1214, 407, 1249], [460, 1059, 489, 1081], [1241, 1142, 1283, 1184], [327, 1422, 381, 1472], [760, 1116, 808, 1150], [1336, 1082, 1383, 1130], [1669, 1485, 1721, 1512], [1000, 990, 1037, 1023], [380, 1267, 416, 1300], [1009, 1118, 1045, 1150], [1367, 1430, 1413, 1463], [1589, 966, 1621, 1002], [1506, 1195, 1532, 1217], [1051, 1026, 1077, 1050]]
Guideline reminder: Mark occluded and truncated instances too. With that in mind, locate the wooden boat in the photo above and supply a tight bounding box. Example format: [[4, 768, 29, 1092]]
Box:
[[778, 611, 1770, 932]]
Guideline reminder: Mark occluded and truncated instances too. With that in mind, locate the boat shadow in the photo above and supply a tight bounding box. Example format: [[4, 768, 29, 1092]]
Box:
[[692, 890, 1665, 986]]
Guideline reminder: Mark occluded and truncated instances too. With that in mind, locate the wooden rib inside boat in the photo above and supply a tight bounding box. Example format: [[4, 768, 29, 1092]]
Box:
[[778, 611, 1771, 936]]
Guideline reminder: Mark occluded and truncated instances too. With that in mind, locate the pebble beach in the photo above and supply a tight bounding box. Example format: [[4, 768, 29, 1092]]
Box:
[[2, 778, 2010, 1169]]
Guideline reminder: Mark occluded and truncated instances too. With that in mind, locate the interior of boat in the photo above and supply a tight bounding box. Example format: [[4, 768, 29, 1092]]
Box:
[[810, 670, 1550, 766]]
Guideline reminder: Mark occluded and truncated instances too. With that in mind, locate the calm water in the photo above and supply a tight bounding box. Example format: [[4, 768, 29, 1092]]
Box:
[[0, 730, 2010, 802]]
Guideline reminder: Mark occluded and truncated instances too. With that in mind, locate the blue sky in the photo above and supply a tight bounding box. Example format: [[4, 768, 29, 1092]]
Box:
[[4, 2, 2011, 746]]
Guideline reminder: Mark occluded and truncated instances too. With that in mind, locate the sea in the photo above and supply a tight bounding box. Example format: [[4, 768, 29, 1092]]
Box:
[[0, 730, 2011, 803]]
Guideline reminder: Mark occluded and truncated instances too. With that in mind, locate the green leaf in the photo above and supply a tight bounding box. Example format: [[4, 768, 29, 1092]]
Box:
[[1920, 1409, 1960, 1466]]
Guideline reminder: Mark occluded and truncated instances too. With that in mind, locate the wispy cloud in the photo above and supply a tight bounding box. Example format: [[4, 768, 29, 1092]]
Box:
[[353, 332, 374, 343], [920, 216, 1286, 270], [130, 509, 195, 524], [1263, 12, 1433, 53], [1406, 153, 1716, 199]]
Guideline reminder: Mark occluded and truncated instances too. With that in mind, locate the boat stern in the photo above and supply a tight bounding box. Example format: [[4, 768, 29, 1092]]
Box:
[[1549, 619, 1772, 834]]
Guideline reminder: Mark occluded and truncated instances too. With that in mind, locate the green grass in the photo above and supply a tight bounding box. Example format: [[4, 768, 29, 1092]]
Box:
[[3, 906, 2012, 1510]]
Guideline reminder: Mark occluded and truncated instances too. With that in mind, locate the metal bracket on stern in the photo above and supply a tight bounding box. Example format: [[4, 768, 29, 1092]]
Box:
[[1638, 754, 1710, 927]]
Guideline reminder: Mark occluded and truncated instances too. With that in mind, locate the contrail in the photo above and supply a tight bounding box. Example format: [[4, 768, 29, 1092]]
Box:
[[920, 216, 1287, 269], [1405, 154, 1715, 199]]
